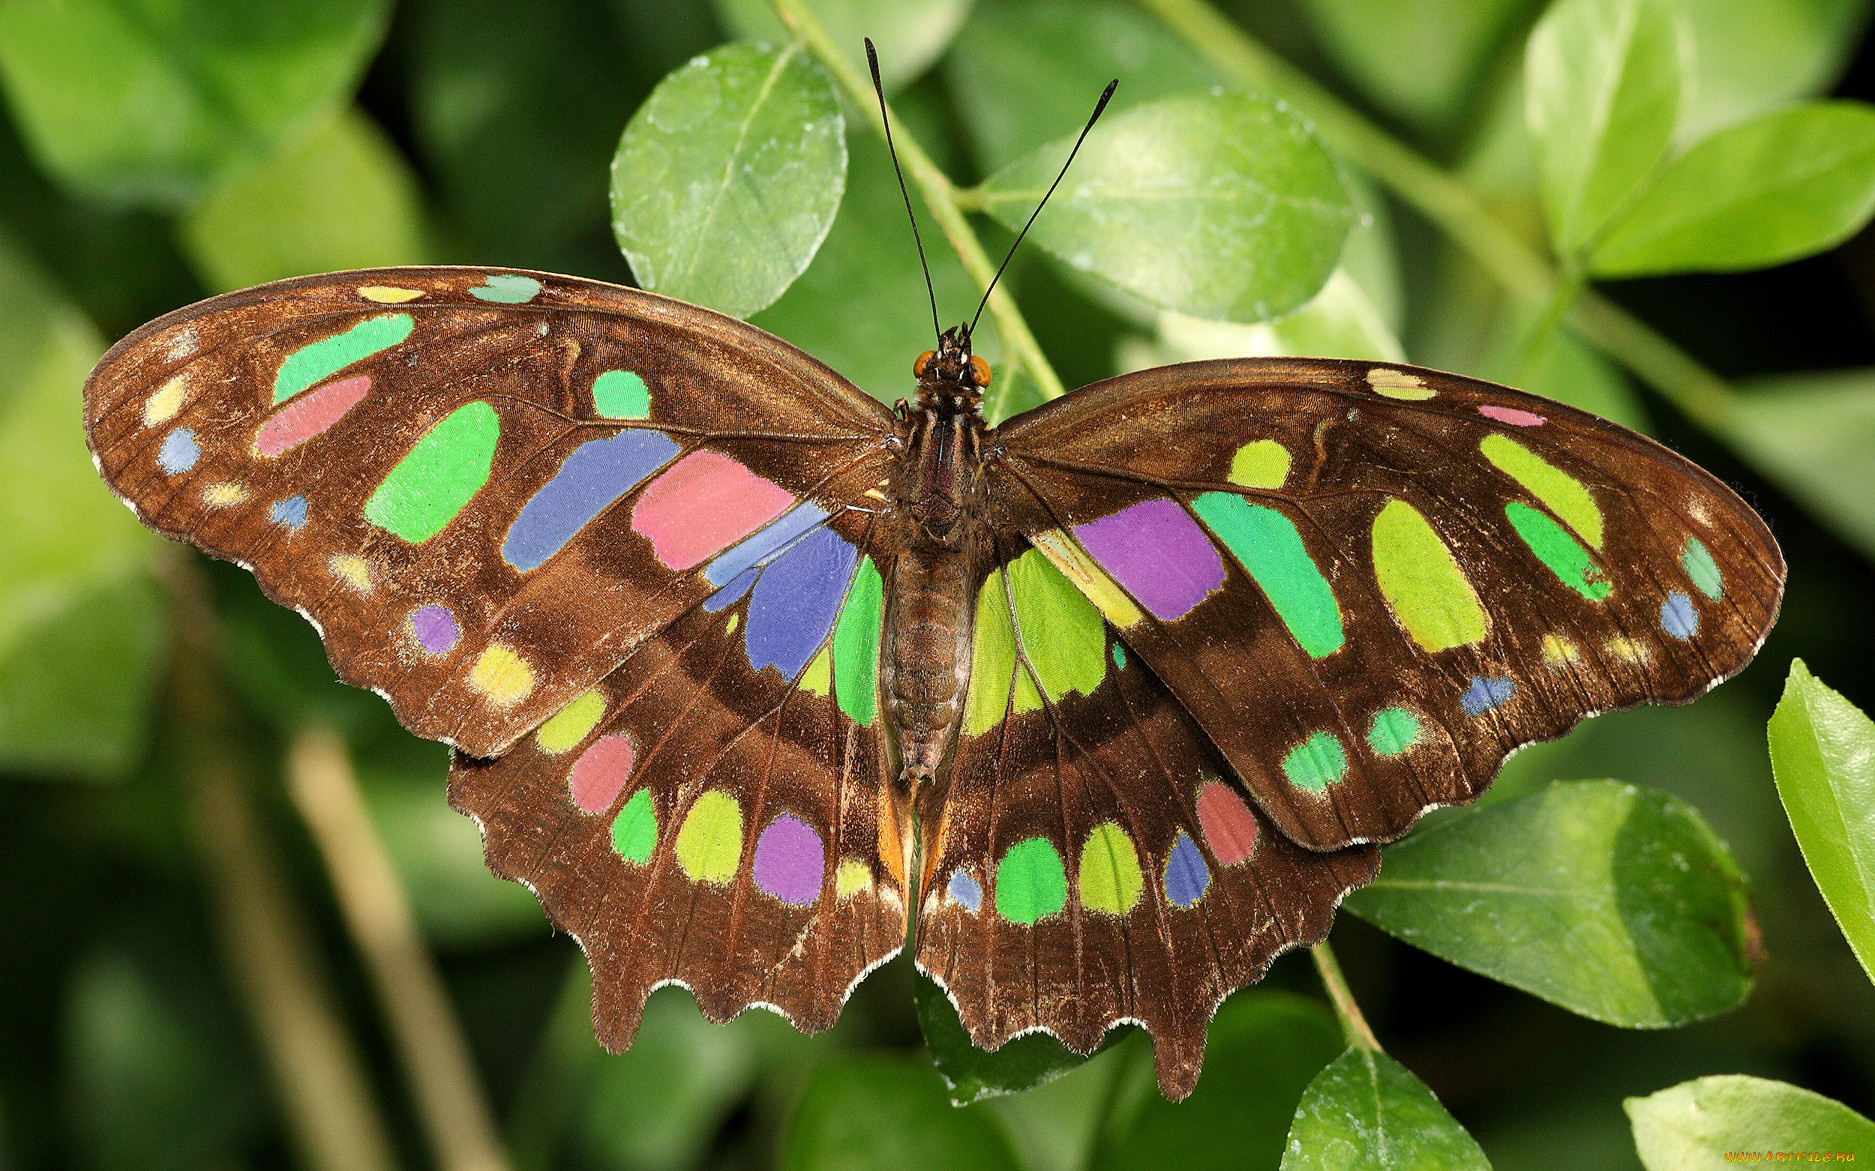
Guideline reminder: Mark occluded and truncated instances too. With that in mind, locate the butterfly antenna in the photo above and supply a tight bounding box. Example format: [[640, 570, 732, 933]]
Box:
[[970, 77, 1118, 334], [867, 39, 942, 342]]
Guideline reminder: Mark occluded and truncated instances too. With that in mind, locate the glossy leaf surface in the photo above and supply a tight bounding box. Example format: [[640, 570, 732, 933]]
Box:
[[1281, 1048, 1490, 1170]]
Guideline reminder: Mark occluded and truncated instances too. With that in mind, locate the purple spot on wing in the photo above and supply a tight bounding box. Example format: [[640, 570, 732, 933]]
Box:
[[502, 429, 680, 571], [744, 527, 858, 679], [409, 605, 459, 655], [752, 814, 823, 906], [1073, 498, 1225, 621]]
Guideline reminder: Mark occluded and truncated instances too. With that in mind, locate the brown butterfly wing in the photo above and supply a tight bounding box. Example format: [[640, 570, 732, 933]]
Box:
[[914, 539, 1378, 1099], [988, 358, 1783, 852], [83, 267, 896, 758]]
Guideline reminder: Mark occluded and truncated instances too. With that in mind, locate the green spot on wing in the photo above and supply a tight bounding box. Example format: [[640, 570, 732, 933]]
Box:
[[1283, 732, 1347, 792], [1682, 537, 1723, 599], [1505, 501, 1612, 600], [470, 273, 542, 302], [273, 313, 414, 403], [1368, 707, 1421, 756], [964, 575, 1018, 738], [1008, 549, 1107, 703], [995, 837, 1067, 924], [592, 369, 650, 419], [363, 402, 500, 543], [1481, 433, 1604, 548], [833, 556, 883, 725], [611, 789, 657, 864], [1192, 492, 1344, 658]]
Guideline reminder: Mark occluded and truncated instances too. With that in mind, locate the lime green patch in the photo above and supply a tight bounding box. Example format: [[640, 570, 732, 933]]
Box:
[[611, 789, 657, 864], [833, 556, 883, 724], [1370, 500, 1488, 651], [364, 402, 500, 542], [1228, 439, 1290, 489], [675, 791, 743, 883], [964, 575, 1018, 737], [537, 689, 605, 754], [592, 370, 651, 419], [273, 314, 414, 403], [1481, 434, 1603, 549], [835, 858, 871, 899], [1682, 537, 1723, 599], [1367, 707, 1421, 756], [1077, 823, 1144, 915], [995, 837, 1068, 924], [1505, 501, 1611, 600], [798, 645, 832, 696], [1008, 549, 1106, 704], [1193, 493, 1344, 658], [1283, 732, 1347, 793]]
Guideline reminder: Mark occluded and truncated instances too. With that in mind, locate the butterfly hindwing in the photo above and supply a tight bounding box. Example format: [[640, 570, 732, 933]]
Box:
[[83, 267, 897, 757], [914, 541, 1379, 1099], [989, 358, 1784, 852]]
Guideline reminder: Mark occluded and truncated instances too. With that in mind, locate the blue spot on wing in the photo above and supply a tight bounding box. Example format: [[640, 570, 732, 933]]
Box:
[[1164, 832, 1210, 907], [947, 870, 982, 912], [159, 428, 199, 474], [1461, 676, 1514, 716], [269, 496, 308, 528], [502, 430, 679, 571], [703, 567, 757, 612], [703, 501, 831, 587], [1660, 592, 1698, 640], [743, 527, 858, 679]]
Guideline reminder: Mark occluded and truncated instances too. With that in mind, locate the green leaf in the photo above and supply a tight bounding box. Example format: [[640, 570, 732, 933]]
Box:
[[1115, 271, 1404, 376], [611, 41, 846, 319], [1525, 0, 1686, 257], [0, 0, 389, 208], [779, 1052, 1022, 1171], [1626, 1075, 1875, 1168], [712, 0, 972, 92], [0, 227, 164, 778], [1281, 1048, 1491, 1170], [946, 0, 1222, 171], [1090, 991, 1342, 1171], [975, 93, 1353, 323], [1592, 101, 1875, 276], [1724, 367, 1875, 562], [179, 108, 429, 293], [753, 127, 989, 404], [1680, 0, 1870, 142], [1299, 0, 1540, 130], [1768, 659, 1875, 984], [915, 972, 1127, 1104], [1344, 780, 1756, 1027]]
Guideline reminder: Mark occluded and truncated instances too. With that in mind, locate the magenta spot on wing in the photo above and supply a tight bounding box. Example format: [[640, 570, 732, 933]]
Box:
[[752, 814, 823, 906], [255, 376, 371, 456], [630, 450, 795, 570], [408, 605, 459, 655], [569, 735, 635, 814], [1478, 404, 1545, 427], [1072, 498, 1225, 621]]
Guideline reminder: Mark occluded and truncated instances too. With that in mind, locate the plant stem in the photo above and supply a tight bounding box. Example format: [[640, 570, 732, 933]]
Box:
[[288, 728, 513, 1171], [160, 553, 400, 1171], [771, 0, 1067, 410], [1311, 942, 1381, 1052], [1134, 0, 1740, 432], [1514, 260, 1587, 384]]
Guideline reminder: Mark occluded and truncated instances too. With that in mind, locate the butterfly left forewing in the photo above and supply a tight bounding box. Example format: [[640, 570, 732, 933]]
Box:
[[989, 357, 1783, 852], [84, 267, 897, 756], [914, 542, 1378, 1100]]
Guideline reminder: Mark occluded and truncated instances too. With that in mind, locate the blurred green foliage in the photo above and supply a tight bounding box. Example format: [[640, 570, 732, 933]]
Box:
[[4, 0, 1875, 1168]]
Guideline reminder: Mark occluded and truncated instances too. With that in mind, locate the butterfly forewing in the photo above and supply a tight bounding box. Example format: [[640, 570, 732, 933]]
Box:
[[84, 268, 897, 757], [915, 542, 1378, 1098], [988, 358, 1785, 852]]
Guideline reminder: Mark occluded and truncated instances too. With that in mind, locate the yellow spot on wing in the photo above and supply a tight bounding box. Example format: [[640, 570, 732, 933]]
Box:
[[1367, 367, 1436, 400], [836, 858, 872, 899], [359, 285, 424, 303], [143, 374, 189, 427], [201, 482, 247, 507], [799, 644, 832, 696], [470, 646, 535, 705], [1541, 634, 1581, 666], [1228, 439, 1290, 489], [328, 554, 373, 593], [1028, 529, 1143, 628], [537, 689, 605, 754], [1607, 637, 1649, 663]]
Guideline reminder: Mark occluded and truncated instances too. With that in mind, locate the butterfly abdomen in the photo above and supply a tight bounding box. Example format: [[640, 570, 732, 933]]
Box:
[[881, 543, 983, 791]]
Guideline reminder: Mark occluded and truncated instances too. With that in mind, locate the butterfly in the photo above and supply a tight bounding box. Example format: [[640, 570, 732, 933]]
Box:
[[81, 261, 1783, 1099]]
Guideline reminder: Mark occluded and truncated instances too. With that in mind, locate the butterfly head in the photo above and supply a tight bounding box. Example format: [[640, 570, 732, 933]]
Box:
[[913, 324, 990, 414]]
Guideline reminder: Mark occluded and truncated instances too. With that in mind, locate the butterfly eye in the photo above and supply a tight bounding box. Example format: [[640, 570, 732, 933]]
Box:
[[914, 351, 935, 377], [970, 356, 992, 387]]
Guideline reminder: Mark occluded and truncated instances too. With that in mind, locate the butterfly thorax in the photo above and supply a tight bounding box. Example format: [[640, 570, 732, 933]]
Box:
[[884, 326, 991, 795]]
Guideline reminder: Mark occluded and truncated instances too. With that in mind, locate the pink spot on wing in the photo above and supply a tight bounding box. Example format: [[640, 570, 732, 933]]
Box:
[[631, 450, 795, 570], [1478, 404, 1545, 427], [255, 376, 371, 456], [1196, 781, 1258, 865], [569, 735, 635, 814]]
